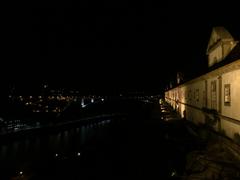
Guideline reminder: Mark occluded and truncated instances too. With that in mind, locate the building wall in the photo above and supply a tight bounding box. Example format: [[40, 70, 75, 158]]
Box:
[[221, 118, 240, 139], [165, 60, 240, 140], [223, 41, 236, 59], [221, 69, 240, 120], [208, 41, 236, 66], [209, 45, 223, 66], [206, 76, 220, 111]]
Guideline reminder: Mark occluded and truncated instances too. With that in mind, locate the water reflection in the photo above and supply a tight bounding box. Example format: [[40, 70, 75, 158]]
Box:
[[0, 145, 7, 160], [0, 118, 114, 178], [34, 137, 41, 153], [81, 126, 86, 145], [1, 120, 109, 161]]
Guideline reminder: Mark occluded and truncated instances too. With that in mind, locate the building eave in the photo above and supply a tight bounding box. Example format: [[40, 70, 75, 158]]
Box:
[[166, 59, 240, 91]]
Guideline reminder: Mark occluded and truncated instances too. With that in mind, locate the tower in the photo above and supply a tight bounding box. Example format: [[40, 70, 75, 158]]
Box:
[[206, 27, 238, 67], [177, 72, 184, 84]]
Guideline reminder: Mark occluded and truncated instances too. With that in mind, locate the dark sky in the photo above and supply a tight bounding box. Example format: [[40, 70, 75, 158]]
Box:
[[4, 1, 240, 94]]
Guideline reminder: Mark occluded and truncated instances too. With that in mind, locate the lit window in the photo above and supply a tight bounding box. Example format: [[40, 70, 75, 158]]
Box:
[[224, 84, 231, 106]]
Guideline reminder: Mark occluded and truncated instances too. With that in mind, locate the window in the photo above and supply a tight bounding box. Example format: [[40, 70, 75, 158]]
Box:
[[195, 89, 199, 102], [203, 90, 206, 107], [224, 84, 231, 106], [214, 56, 217, 64], [211, 80, 217, 109], [189, 90, 192, 102]]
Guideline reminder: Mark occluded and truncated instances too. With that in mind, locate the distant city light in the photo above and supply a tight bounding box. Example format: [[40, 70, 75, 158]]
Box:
[[55, 153, 58, 157], [19, 171, 23, 175], [171, 170, 176, 177], [77, 152, 81, 156], [81, 99, 85, 106], [101, 98, 104, 101], [159, 99, 163, 104]]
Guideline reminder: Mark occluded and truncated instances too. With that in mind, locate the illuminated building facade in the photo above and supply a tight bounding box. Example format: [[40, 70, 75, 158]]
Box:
[[165, 27, 240, 140]]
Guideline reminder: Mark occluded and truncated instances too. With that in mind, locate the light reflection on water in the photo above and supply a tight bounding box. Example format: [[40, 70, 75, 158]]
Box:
[[81, 126, 86, 145], [0, 118, 112, 172]]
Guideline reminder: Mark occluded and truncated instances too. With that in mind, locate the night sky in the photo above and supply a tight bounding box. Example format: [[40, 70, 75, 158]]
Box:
[[4, 1, 240, 94]]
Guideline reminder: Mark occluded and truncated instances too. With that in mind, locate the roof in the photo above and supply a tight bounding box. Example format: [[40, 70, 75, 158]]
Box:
[[208, 42, 240, 72], [166, 42, 240, 91], [214, 27, 233, 39], [207, 27, 234, 54]]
